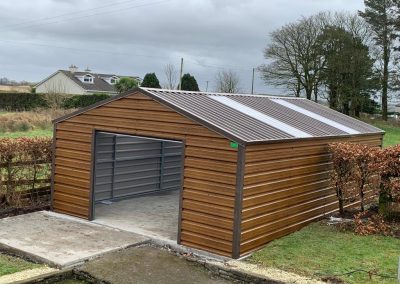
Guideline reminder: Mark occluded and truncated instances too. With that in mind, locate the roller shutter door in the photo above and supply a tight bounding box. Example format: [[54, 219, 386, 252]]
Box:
[[93, 132, 183, 203]]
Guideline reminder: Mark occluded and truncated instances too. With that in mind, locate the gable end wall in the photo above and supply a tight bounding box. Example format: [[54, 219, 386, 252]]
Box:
[[52, 91, 239, 257]]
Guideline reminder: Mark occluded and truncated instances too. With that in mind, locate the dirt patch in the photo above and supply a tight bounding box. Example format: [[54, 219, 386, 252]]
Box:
[[0, 204, 50, 219]]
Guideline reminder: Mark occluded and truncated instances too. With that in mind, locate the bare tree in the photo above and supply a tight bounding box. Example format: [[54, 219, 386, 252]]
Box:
[[43, 81, 68, 109], [215, 70, 241, 93], [163, 64, 178, 89], [259, 13, 328, 100]]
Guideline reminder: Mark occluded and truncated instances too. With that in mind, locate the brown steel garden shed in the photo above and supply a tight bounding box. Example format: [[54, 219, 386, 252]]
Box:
[[51, 87, 384, 258]]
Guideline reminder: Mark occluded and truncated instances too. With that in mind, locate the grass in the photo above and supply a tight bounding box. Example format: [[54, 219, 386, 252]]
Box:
[[250, 222, 400, 284], [0, 253, 41, 276], [369, 121, 400, 147], [0, 128, 53, 138]]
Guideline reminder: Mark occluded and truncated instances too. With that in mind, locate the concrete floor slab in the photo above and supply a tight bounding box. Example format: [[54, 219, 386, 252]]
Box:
[[0, 211, 149, 268], [79, 246, 231, 284], [93, 190, 179, 241]]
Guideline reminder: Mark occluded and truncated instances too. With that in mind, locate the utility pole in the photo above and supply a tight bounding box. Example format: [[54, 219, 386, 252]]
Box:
[[251, 68, 255, 94], [206, 81, 209, 92], [178, 58, 184, 90]]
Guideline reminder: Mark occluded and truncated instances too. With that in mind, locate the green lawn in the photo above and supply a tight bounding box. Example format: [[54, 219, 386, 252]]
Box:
[[250, 222, 400, 284], [0, 254, 41, 276], [0, 129, 53, 138], [369, 121, 400, 147]]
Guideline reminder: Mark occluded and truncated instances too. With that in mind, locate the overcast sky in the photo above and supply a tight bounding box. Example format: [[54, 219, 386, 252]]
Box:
[[0, 0, 365, 94]]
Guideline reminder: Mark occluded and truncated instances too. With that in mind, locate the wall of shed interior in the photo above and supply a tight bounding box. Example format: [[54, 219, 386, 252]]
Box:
[[53, 91, 239, 257], [239, 133, 383, 256]]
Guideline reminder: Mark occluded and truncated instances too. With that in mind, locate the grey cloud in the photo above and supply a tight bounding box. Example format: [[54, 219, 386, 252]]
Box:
[[0, 0, 364, 93]]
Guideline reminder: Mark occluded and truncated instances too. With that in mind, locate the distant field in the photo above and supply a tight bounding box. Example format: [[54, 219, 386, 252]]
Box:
[[0, 109, 72, 139], [0, 85, 31, 93]]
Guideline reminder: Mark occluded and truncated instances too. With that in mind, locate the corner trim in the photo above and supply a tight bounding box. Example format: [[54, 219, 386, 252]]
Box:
[[50, 123, 57, 211], [177, 140, 186, 244], [232, 145, 245, 258], [88, 129, 97, 221]]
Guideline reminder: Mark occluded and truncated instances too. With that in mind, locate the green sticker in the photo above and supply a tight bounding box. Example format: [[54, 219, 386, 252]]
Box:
[[230, 141, 239, 149]]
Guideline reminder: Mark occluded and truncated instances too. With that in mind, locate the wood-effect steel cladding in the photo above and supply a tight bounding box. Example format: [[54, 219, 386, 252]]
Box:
[[53, 87, 385, 259], [239, 134, 383, 255], [53, 91, 238, 256]]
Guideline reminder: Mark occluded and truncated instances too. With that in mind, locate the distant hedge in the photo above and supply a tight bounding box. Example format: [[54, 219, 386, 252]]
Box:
[[62, 93, 111, 109], [0, 93, 48, 111]]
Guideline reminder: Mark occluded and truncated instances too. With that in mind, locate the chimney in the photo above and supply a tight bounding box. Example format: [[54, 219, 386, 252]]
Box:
[[69, 64, 78, 73]]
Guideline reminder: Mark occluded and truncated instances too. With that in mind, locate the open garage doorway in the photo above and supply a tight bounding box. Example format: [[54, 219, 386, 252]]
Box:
[[90, 132, 184, 242]]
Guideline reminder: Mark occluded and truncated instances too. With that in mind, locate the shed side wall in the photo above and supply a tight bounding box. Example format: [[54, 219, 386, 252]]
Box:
[[53, 91, 238, 257], [240, 134, 383, 256]]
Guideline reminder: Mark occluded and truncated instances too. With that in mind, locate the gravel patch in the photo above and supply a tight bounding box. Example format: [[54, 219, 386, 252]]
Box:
[[211, 260, 325, 284]]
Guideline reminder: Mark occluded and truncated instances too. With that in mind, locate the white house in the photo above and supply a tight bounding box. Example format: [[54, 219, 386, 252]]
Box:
[[395, 104, 400, 114], [35, 65, 140, 95]]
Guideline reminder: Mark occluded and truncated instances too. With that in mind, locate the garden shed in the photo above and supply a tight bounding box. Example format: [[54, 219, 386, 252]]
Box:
[[52, 87, 384, 258]]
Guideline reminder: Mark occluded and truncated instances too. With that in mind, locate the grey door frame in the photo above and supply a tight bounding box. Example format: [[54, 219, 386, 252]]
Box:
[[88, 129, 185, 245]]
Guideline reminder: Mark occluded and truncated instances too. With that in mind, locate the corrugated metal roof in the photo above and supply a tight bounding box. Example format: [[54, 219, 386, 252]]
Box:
[[141, 88, 383, 144], [54, 87, 384, 145]]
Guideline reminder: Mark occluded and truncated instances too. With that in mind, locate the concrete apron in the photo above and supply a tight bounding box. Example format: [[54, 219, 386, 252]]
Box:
[[0, 211, 149, 268]]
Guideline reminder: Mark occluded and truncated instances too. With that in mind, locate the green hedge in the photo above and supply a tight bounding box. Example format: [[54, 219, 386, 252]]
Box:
[[62, 93, 111, 109], [0, 93, 48, 111]]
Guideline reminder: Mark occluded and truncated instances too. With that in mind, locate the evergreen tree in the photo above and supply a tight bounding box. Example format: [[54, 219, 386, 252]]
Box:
[[319, 27, 378, 117], [141, 73, 161, 88], [180, 73, 200, 91], [359, 0, 396, 120]]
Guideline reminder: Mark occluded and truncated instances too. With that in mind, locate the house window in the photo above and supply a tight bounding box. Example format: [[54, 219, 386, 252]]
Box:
[[83, 75, 94, 83]]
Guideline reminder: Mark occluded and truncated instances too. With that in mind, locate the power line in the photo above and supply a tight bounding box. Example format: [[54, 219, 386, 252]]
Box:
[[0, 0, 171, 33], [0, 0, 143, 31], [0, 38, 167, 59], [0, 38, 258, 72]]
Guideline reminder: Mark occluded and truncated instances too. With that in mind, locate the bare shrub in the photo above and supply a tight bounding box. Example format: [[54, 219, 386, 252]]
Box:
[[0, 137, 52, 207]]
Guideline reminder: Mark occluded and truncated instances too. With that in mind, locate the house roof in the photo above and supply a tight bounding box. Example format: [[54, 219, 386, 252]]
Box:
[[58, 70, 140, 94], [54, 87, 384, 145]]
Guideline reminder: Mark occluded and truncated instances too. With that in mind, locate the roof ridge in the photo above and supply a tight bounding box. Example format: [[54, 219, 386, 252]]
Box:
[[140, 87, 304, 99]]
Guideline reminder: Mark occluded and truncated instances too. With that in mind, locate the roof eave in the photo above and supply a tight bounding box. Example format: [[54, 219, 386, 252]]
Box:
[[245, 131, 386, 146]]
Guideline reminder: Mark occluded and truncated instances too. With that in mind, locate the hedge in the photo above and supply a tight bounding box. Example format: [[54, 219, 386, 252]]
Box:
[[62, 93, 111, 109], [329, 142, 400, 217], [0, 93, 48, 111]]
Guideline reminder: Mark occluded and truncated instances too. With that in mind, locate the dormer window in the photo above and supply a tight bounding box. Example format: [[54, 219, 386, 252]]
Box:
[[83, 74, 94, 84], [109, 76, 119, 84]]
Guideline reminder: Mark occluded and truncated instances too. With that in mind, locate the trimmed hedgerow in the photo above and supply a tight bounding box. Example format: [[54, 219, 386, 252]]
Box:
[[329, 142, 400, 217], [0, 93, 48, 111], [62, 93, 111, 109]]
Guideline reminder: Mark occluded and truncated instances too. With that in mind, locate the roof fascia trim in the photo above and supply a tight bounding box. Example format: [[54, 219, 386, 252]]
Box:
[[52, 88, 140, 124]]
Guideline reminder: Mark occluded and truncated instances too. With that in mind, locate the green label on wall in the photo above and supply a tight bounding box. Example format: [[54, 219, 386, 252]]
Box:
[[230, 141, 239, 149]]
